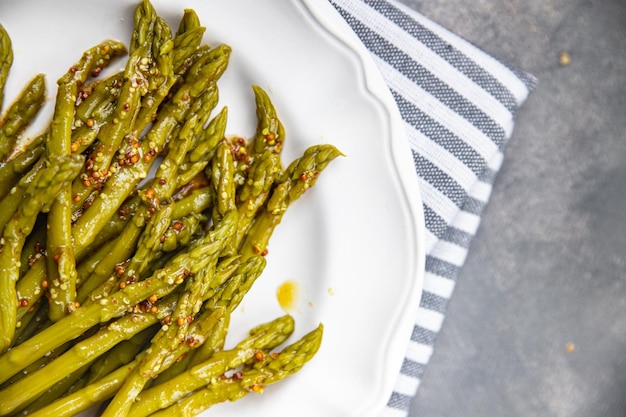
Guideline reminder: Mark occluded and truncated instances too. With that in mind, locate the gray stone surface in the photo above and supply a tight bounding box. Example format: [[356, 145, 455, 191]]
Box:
[[395, 0, 626, 416]]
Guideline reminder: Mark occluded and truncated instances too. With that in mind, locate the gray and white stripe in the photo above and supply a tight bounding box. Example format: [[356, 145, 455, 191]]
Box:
[[330, 0, 536, 415]]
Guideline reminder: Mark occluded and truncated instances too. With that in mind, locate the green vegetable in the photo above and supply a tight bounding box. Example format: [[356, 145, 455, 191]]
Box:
[[241, 144, 344, 259], [0, 23, 14, 117], [0, 2, 339, 415], [0, 73, 46, 162], [46, 39, 126, 322], [0, 154, 83, 353], [129, 315, 295, 417], [149, 324, 324, 417]]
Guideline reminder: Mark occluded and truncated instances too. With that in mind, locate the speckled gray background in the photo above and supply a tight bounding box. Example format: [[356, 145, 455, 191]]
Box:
[[396, 1, 626, 416]]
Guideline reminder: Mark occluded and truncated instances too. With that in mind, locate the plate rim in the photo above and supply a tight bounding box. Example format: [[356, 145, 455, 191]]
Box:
[[300, 0, 426, 414]]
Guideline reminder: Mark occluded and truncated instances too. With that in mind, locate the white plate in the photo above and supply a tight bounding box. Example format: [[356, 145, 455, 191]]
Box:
[[0, 1, 425, 416]]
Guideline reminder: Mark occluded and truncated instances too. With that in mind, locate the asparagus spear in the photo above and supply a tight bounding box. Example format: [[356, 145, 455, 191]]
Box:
[[75, 203, 174, 304], [78, 84, 219, 303], [0, 150, 44, 233], [27, 298, 229, 417], [240, 144, 343, 259], [177, 105, 228, 189], [133, 8, 205, 129], [0, 70, 122, 206], [235, 149, 282, 248], [0, 154, 83, 353], [128, 315, 295, 417], [149, 324, 324, 417], [69, 2, 167, 212], [249, 85, 286, 157], [15, 256, 46, 322], [74, 72, 124, 124], [46, 39, 126, 322], [0, 71, 122, 216], [74, 194, 141, 262], [171, 186, 213, 219], [0, 23, 13, 117], [87, 325, 158, 383], [0, 303, 163, 414], [0, 211, 236, 382], [0, 73, 46, 162], [71, 44, 230, 255], [176, 8, 201, 37], [9, 362, 92, 416], [0, 130, 46, 200], [187, 106, 228, 164], [100, 212, 237, 417], [210, 140, 238, 256]]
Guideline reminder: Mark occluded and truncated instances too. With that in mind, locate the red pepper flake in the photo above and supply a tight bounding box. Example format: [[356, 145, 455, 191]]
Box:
[[91, 67, 103, 77], [172, 221, 183, 231], [250, 384, 264, 394], [254, 350, 265, 363], [145, 188, 155, 200], [118, 206, 130, 218], [123, 103, 130, 111], [19, 298, 29, 307], [114, 264, 125, 277]]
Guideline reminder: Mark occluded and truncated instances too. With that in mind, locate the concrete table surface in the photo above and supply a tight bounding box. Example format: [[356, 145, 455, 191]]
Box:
[[395, 0, 626, 416]]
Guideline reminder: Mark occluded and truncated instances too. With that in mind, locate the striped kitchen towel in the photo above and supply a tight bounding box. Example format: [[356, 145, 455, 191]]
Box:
[[330, 0, 537, 415]]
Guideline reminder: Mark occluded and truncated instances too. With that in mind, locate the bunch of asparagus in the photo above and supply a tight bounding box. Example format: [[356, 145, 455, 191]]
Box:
[[0, 1, 342, 416]]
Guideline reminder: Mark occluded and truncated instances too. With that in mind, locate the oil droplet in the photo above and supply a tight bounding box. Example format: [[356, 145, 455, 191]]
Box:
[[276, 280, 298, 312]]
